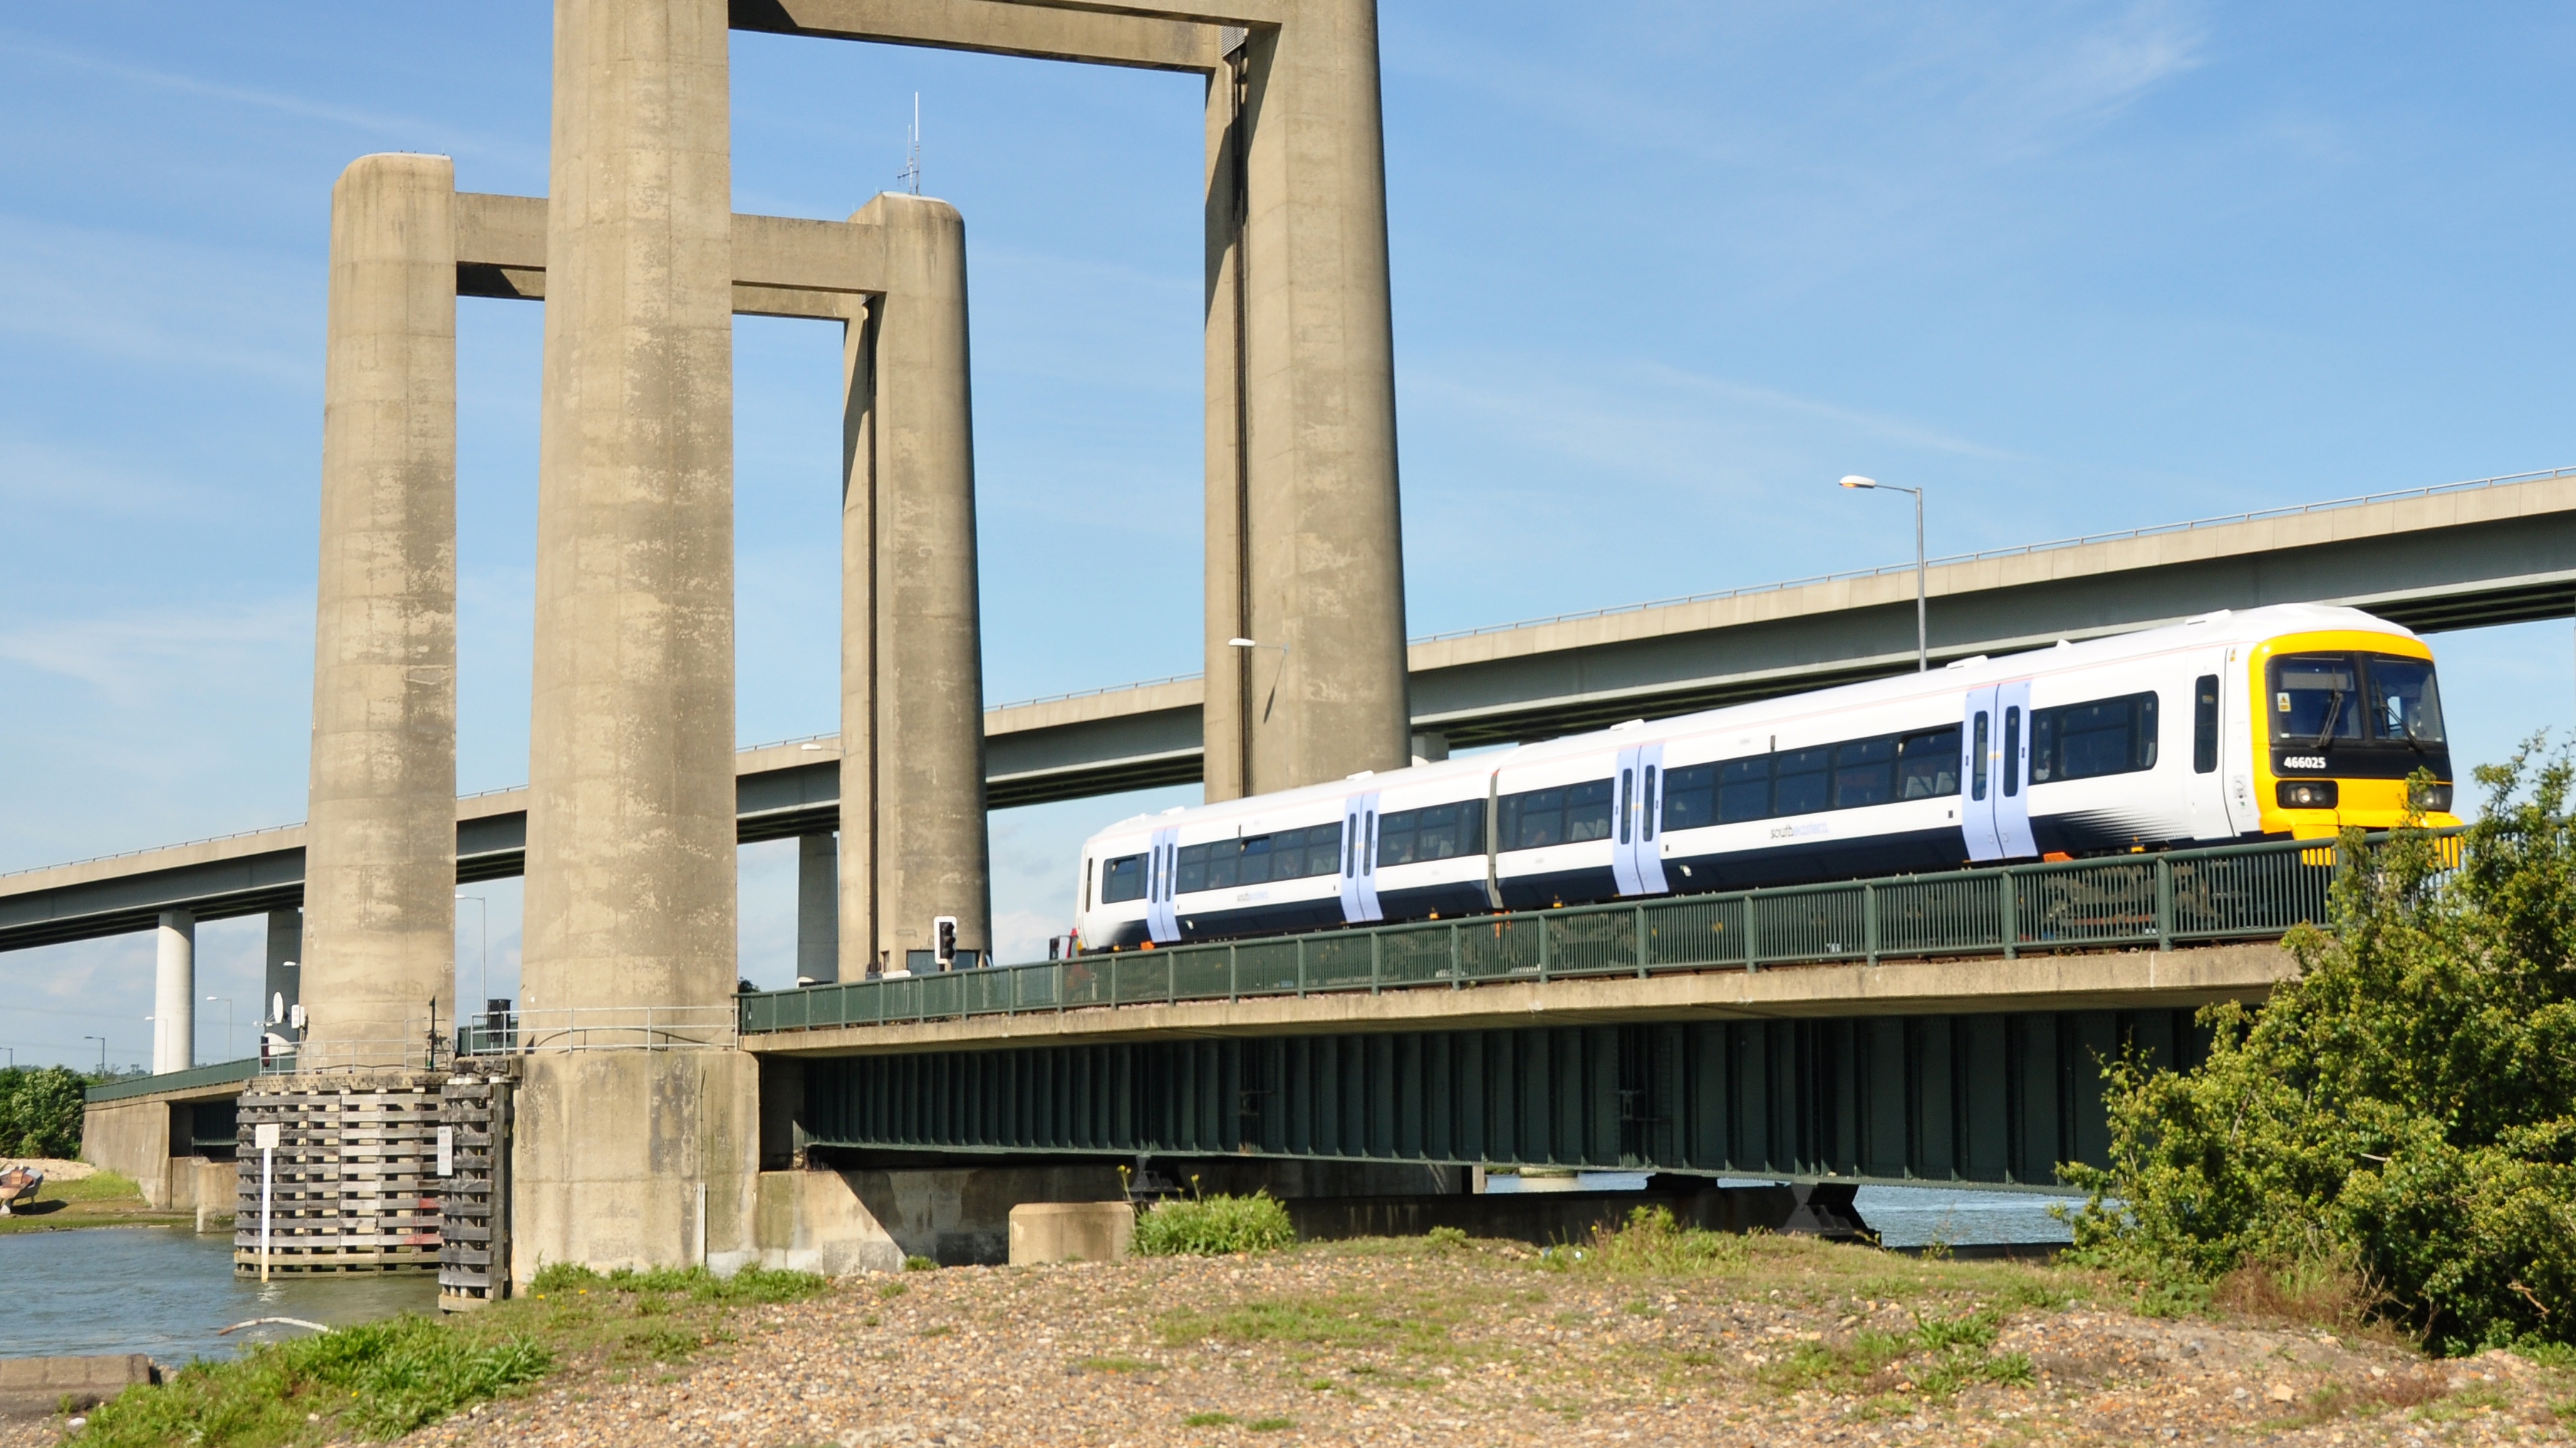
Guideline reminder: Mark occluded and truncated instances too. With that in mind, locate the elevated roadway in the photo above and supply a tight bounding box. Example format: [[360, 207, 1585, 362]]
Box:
[[5, 467, 2570, 953]]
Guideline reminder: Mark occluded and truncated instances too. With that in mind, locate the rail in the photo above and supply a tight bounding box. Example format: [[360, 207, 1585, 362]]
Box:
[[739, 833, 2405, 1035]]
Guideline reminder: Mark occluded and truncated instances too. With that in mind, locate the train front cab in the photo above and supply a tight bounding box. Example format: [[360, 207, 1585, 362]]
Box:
[[2247, 629, 2461, 840]]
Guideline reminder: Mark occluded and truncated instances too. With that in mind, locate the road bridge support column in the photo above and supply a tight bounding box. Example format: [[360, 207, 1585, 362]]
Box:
[[1202, 0, 1411, 800], [839, 195, 990, 976], [152, 910, 193, 1074], [516, 0, 755, 1278], [796, 834, 837, 986], [303, 153, 459, 1070]]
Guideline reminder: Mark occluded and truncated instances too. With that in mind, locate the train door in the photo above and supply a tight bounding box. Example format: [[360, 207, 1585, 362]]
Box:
[[2221, 646, 2257, 834], [1962, 683, 2037, 861], [1611, 743, 1670, 896], [1146, 824, 1180, 944], [1962, 687, 2002, 861], [1995, 678, 2037, 857], [1337, 790, 1383, 924], [2183, 665, 2237, 841]]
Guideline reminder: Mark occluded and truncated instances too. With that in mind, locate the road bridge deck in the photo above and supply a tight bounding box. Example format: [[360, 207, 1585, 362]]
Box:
[[6, 468, 2557, 951]]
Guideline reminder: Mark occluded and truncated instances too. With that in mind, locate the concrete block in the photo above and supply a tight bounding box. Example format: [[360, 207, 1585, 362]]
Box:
[[0, 1354, 154, 1417], [1009, 1201, 1134, 1266], [752, 1169, 903, 1277]]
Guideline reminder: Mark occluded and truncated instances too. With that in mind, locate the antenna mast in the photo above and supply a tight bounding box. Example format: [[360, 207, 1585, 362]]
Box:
[[898, 93, 922, 195]]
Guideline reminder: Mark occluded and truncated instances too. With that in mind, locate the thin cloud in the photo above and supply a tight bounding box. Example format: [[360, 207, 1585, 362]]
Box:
[[0, 597, 310, 707]]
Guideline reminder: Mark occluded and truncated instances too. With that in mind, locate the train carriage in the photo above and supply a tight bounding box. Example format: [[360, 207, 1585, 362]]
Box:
[[1073, 604, 2456, 953]]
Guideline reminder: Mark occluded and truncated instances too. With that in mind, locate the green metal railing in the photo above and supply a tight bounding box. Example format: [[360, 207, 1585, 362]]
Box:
[[84, 1056, 260, 1103], [743, 833, 2374, 1035]]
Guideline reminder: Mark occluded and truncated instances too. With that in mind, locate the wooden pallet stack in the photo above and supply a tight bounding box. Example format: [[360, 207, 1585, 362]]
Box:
[[232, 1072, 445, 1276], [437, 1073, 514, 1310]]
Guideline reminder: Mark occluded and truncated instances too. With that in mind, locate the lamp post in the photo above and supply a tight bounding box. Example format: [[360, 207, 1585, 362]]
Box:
[[1840, 476, 1927, 672], [82, 1036, 105, 1076], [206, 997, 234, 1060], [1226, 635, 1293, 730]]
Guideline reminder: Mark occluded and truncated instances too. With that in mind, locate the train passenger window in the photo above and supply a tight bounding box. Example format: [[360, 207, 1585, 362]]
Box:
[[1718, 758, 1770, 823], [1101, 853, 1147, 904], [1662, 764, 1717, 832], [2030, 692, 2159, 783], [1772, 748, 1831, 817], [1307, 822, 1344, 877], [1832, 738, 1895, 810], [1378, 802, 1478, 867], [1502, 788, 1562, 849], [2363, 656, 2445, 745], [1175, 844, 1208, 894], [1896, 727, 1960, 799], [1083, 858, 1094, 911], [1565, 780, 1615, 842], [1238, 832, 1275, 884], [1972, 714, 1990, 800], [2193, 675, 2220, 774], [2002, 708, 2022, 797]]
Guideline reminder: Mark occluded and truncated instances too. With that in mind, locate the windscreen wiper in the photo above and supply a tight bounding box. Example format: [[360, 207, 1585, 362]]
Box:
[[2310, 691, 2345, 751]]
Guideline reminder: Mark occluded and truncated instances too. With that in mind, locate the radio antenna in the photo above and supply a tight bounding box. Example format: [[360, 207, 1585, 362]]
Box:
[[898, 93, 922, 195]]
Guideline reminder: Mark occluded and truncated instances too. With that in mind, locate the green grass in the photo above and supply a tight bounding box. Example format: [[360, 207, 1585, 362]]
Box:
[[1537, 1206, 1749, 1278], [1072, 1355, 1163, 1374], [1247, 1417, 1294, 1432], [1182, 1410, 1236, 1427], [1134, 1191, 1297, 1256], [76, 1315, 550, 1446], [73, 1263, 829, 1446], [1765, 1305, 2035, 1401]]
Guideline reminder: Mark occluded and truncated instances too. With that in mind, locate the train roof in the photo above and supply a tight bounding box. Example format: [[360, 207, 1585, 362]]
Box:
[[1081, 603, 2423, 841]]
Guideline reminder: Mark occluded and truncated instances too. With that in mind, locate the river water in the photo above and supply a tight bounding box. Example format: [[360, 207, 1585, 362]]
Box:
[[1484, 1172, 2085, 1249], [0, 1229, 437, 1365]]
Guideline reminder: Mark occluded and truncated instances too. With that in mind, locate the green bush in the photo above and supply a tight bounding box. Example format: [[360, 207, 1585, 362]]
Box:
[[0, 1067, 87, 1159], [527, 1261, 826, 1305], [78, 1315, 549, 1445], [1537, 1205, 1747, 1276], [2067, 748, 2576, 1355], [1133, 1191, 1297, 1256]]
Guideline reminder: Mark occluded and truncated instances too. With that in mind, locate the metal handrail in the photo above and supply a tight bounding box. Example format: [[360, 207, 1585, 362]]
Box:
[[739, 831, 2448, 1035]]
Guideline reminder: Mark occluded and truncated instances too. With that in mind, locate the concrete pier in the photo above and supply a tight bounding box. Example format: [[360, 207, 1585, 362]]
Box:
[[518, 0, 752, 1278], [796, 834, 837, 986], [151, 910, 193, 1074], [840, 195, 991, 975], [1202, 0, 1411, 800], [303, 153, 459, 1070]]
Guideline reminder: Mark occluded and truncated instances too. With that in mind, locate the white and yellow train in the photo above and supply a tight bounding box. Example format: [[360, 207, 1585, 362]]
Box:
[[1072, 604, 2456, 951]]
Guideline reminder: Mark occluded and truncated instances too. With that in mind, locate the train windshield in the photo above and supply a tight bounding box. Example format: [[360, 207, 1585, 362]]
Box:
[[2269, 653, 2443, 748]]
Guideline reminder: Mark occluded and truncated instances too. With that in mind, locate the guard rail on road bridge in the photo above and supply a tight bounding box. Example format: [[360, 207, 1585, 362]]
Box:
[[740, 833, 2377, 1036]]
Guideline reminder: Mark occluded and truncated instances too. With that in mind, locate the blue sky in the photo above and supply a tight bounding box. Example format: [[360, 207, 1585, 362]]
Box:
[[3, 3, 2572, 1070]]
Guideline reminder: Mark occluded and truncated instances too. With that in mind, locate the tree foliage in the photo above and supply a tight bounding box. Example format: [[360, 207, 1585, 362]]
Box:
[[0, 1066, 90, 1159], [2067, 745, 2576, 1354]]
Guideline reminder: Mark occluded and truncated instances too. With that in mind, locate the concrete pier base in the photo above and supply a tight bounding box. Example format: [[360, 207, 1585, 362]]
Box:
[[510, 1050, 758, 1286]]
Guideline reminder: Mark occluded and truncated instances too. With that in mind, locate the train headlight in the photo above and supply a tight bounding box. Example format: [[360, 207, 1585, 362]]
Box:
[[2411, 782, 2453, 813], [2275, 780, 2339, 810]]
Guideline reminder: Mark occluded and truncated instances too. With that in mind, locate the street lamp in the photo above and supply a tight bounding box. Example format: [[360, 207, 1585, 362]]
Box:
[[1840, 476, 1927, 672], [1227, 636, 1293, 725], [206, 997, 234, 1060], [81, 1036, 105, 1076]]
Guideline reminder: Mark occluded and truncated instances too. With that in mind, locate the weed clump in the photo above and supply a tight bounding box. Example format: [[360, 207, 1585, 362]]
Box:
[[1539, 1206, 1749, 1277], [77, 1315, 550, 1446], [1134, 1190, 1297, 1257], [1768, 1305, 2033, 1401], [528, 1262, 827, 1305]]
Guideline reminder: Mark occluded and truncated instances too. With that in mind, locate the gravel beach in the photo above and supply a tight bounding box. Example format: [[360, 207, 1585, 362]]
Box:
[[363, 1235, 2573, 1448]]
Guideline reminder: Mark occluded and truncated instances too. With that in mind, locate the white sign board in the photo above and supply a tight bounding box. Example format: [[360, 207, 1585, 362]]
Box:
[[436, 1125, 454, 1177], [254, 1123, 280, 1151]]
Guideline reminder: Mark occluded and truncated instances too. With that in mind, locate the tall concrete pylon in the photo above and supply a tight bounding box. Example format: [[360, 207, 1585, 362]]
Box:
[[302, 153, 459, 1071], [838, 194, 990, 978], [516, 0, 757, 1275], [1198, 1, 1412, 800], [151, 909, 194, 1074]]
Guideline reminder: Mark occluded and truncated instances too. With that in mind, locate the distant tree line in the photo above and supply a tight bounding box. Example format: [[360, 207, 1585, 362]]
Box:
[[0, 1067, 90, 1159]]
